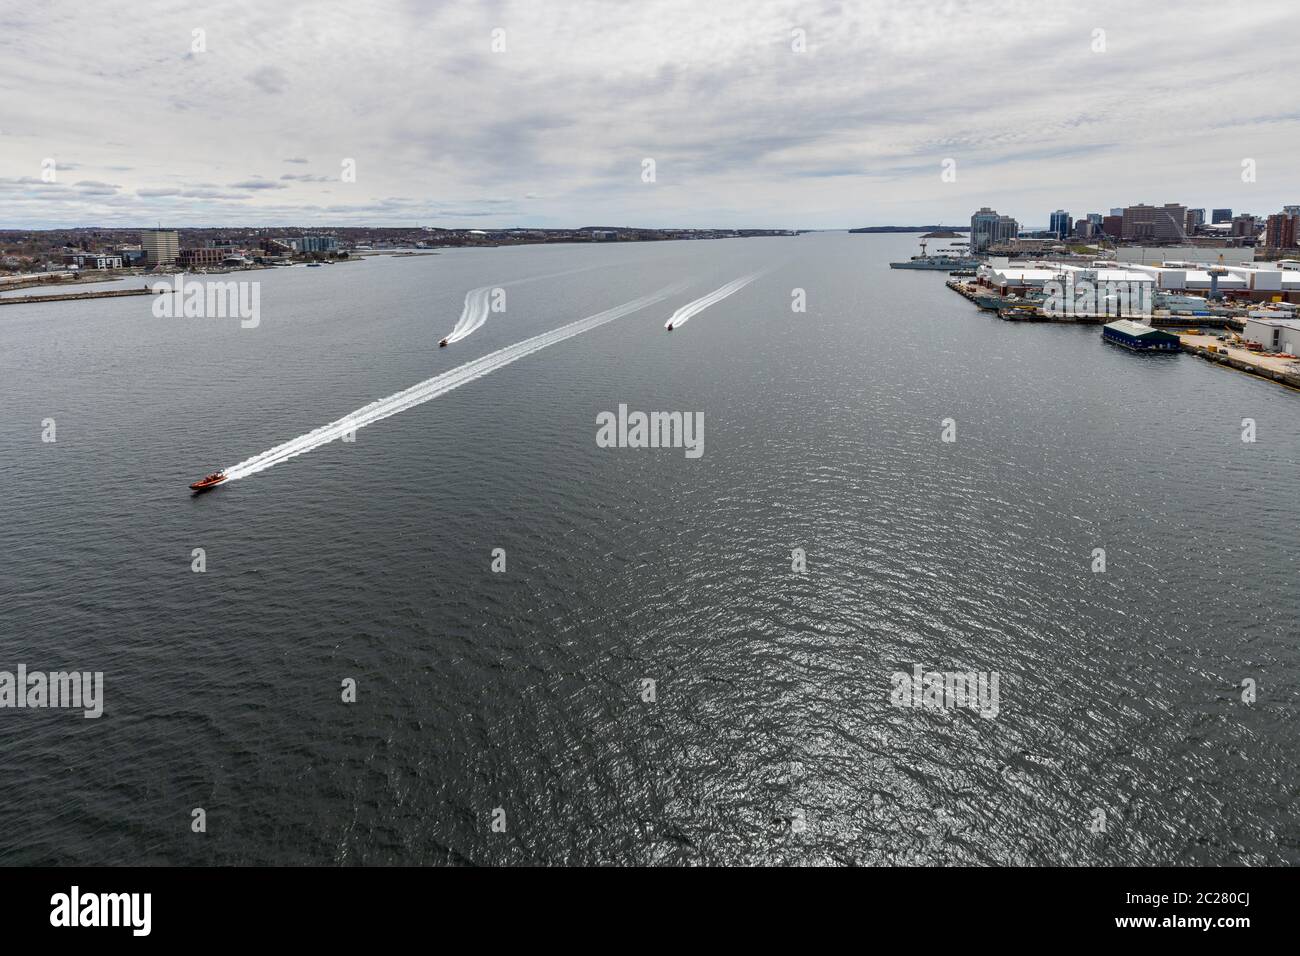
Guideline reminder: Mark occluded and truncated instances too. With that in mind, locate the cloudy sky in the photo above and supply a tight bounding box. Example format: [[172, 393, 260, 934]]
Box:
[[1, 0, 1296, 230]]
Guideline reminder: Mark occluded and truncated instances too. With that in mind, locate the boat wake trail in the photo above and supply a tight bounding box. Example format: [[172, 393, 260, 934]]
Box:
[[665, 270, 765, 329], [444, 285, 493, 343], [221, 282, 690, 482], [441, 261, 641, 345]]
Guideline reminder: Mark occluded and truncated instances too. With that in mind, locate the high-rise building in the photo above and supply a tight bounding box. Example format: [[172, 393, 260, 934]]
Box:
[[1101, 215, 1123, 239], [1109, 208, 1124, 217], [977, 208, 1024, 251], [142, 229, 179, 265], [1185, 208, 1206, 233], [1049, 209, 1072, 239], [1087, 213, 1103, 226], [1212, 208, 1233, 224], [969, 207, 1000, 252], [1265, 211, 1300, 248], [970, 207, 1019, 251], [1121, 203, 1187, 241], [1231, 214, 1259, 239]]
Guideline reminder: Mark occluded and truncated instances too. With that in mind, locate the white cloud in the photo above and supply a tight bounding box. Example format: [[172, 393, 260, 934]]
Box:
[[0, 0, 1295, 228]]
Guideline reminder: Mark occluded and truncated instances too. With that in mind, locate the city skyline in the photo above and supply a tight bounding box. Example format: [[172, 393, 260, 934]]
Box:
[[2, 0, 1298, 230]]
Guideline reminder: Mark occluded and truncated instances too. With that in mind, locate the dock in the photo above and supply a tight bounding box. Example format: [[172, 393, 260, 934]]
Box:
[[0, 286, 162, 307], [946, 278, 1239, 327], [1178, 333, 1300, 389]]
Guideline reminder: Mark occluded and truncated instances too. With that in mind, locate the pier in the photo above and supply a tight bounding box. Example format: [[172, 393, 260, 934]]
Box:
[[1178, 333, 1300, 389], [0, 286, 162, 307]]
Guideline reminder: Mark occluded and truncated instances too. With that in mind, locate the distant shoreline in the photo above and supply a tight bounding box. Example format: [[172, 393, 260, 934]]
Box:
[[848, 225, 972, 234]]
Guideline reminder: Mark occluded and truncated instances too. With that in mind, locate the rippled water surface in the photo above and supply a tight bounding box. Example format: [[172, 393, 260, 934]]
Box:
[[1, 234, 1296, 865]]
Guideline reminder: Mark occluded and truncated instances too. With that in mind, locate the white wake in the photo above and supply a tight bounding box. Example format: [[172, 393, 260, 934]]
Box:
[[441, 261, 640, 345], [665, 270, 764, 329], [444, 285, 493, 343], [221, 282, 689, 482]]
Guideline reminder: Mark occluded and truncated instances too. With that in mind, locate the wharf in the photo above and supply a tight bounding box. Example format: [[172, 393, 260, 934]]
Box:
[[0, 286, 161, 306], [1179, 333, 1300, 390]]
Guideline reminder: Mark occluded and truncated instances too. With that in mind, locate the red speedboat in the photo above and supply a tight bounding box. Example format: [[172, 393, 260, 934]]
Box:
[[189, 471, 227, 491]]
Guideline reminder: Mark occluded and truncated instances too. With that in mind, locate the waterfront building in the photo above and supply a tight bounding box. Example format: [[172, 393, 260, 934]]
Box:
[[142, 229, 179, 265], [978, 263, 1154, 300], [1243, 316, 1300, 353], [300, 235, 338, 253], [62, 251, 123, 270], [1102, 319, 1181, 351], [1101, 215, 1123, 239], [178, 248, 224, 269], [1122, 203, 1187, 241], [1212, 208, 1233, 224], [1186, 208, 1206, 233]]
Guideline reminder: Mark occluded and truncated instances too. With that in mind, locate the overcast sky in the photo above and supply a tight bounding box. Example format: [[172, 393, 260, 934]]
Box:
[[1, 0, 1296, 230]]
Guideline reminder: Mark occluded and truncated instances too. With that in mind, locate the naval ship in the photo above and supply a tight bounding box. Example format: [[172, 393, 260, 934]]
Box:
[[889, 238, 981, 271]]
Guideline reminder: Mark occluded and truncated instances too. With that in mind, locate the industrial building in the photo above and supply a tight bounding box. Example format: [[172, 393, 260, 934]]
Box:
[[1115, 260, 1300, 303], [1101, 320, 1181, 351], [1242, 316, 1300, 354], [977, 261, 1155, 298]]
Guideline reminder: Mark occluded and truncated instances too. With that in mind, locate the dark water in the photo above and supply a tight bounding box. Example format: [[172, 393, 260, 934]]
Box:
[[1, 234, 1296, 865]]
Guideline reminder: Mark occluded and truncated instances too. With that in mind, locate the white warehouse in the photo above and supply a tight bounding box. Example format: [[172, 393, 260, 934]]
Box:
[[1242, 317, 1300, 354]]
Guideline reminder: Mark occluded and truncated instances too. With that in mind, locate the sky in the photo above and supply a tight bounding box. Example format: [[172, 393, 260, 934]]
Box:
[[1, 0, 1297, 230]]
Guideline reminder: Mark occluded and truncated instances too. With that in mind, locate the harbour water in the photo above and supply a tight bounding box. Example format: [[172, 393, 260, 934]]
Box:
[[1, 233, 1296, 865]]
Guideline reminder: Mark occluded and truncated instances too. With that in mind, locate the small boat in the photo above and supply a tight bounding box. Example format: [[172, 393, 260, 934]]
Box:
[[189, 471, 227, 491], [439, 338, 448, 347], [666, 323, 673, 332], [305, 262, 322, 268]]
